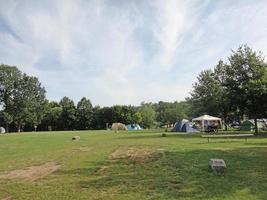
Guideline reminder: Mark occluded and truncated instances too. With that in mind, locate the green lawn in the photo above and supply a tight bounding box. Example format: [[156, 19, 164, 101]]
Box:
[[0, 130, 267, 200]]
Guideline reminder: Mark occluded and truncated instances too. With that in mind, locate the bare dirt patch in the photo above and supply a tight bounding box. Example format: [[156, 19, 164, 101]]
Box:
[[0, 162, 60, 182], [1, 197, 12, 200], [98, 165, 109, 175], [109, 147, 153, 162]]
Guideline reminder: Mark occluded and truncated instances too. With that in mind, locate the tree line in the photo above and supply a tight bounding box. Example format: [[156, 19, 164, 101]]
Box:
[[0, 45, 266, 132], [0, 65, 191, 132]]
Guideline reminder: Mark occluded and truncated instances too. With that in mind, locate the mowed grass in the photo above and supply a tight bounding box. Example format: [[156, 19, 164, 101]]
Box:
[[0, 130, 267, 200]]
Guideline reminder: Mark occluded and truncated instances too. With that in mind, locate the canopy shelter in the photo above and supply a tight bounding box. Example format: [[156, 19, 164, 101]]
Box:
[[192, 115, 222, 131]]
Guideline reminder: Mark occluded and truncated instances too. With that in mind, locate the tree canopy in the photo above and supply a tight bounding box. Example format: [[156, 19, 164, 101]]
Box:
[[0, 64, 47, 132]]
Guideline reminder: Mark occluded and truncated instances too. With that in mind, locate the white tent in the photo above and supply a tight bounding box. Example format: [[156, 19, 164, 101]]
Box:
[[192, 115, 222, 131]]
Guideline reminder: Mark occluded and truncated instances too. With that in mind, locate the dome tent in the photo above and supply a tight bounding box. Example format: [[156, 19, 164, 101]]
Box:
[[0, 127, 5, 134], [111, 123, 127, 131], [181, 122, 199, 133], [126, 124, 143, 131], [172, 119, 198, 133], [172, 119, 189, 132], [240, 119, 265, 131]]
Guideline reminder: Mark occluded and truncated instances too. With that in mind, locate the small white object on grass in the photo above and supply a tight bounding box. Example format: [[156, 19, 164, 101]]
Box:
[[209, 159, 226, 173]]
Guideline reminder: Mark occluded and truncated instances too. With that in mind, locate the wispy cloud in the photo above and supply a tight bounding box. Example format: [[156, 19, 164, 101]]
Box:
[[0, 0, 267, 106]]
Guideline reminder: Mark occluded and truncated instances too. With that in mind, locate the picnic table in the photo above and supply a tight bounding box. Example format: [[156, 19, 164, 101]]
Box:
[[202, 134, 254, 143]]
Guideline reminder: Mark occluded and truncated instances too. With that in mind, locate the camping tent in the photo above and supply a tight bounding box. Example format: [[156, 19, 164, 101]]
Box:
[[172, 120, 198, 133], [192, 114, 222, 131], [181, 122, 199, 133], [240, 120, 254, 131], [0, 127, 5, 134], [240, 119, 265, 131], [111, 123, 127, 131], [126, 124, 142, 131], [172, 119, 189, 132]]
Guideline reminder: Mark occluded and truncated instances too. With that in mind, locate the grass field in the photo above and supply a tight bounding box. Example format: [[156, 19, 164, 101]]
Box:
[[0, 130, 267, 200]]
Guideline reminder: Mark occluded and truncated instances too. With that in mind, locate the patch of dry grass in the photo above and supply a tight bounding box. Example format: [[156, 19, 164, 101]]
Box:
[[109, 146, 153, 162], [0, 162, 60, 182]]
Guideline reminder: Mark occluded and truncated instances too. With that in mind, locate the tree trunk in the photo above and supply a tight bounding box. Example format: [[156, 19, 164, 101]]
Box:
[[17, 124, 21, 132], [254, 118, 258, 134], [5, 124, 9, 133], [223, 111, 228, 131], [223, 119, 228, 131]]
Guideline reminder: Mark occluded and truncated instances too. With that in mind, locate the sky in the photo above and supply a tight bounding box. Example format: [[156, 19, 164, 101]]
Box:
[[0, 0, 267, 106]]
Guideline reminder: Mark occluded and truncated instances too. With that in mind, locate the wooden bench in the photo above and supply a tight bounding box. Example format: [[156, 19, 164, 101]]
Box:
[[202, 134, 254, 143]]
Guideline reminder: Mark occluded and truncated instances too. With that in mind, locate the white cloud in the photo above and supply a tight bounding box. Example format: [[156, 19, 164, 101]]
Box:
[[150, 0, 188, 69], [0, 0, 267, 106]]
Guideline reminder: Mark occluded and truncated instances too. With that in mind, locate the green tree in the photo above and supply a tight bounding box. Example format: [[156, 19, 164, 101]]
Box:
[[139, 104, 156, 128], [59, 97, 76, 130], [76, 97, 93, 130], [190, 45, 267, 133], [190, 69, 223, 116], [225, 45, 267, 133], [133, 112, 142, 124], [0, 65, 47, 132], [90, 106, 104, 130], [156, 101, 189, 126], [0, 111, 12, 132], [40, 101, 62, 131], [101, 105, 135, 125], [189, 61, 233, 129]]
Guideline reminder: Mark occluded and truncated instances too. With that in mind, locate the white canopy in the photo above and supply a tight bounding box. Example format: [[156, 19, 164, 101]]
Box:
[[192, 115, 222, 130], [192, 115, 221, 121]]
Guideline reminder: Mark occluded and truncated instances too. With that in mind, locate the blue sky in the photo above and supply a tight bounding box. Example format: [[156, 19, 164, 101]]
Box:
[[0, 0, 267, 106]]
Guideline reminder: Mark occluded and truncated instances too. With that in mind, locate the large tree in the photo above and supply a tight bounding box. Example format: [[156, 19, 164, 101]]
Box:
[[225, 45, 267, 133], [189, 61, 234, 129], [156, 101, 189, 126], [40, 101, 62, 131], [190, 45, 267, 133], [59, 97, 76, 130], [0, 111, 12, 132], [190, 69, 223, 115], [139, 103, 156, 128], [76, 97, 93, 130], [0, 65, 47, 132]]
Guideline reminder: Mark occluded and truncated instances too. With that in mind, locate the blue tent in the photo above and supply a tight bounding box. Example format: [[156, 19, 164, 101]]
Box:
[[181, 122, 199, 133], [126, 124, 143, 131], [172, 119, 189, 132]]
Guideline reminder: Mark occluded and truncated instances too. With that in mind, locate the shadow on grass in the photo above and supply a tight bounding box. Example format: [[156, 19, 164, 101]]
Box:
[[56, 160, 106, 177], [64, 146, 267, 200]]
